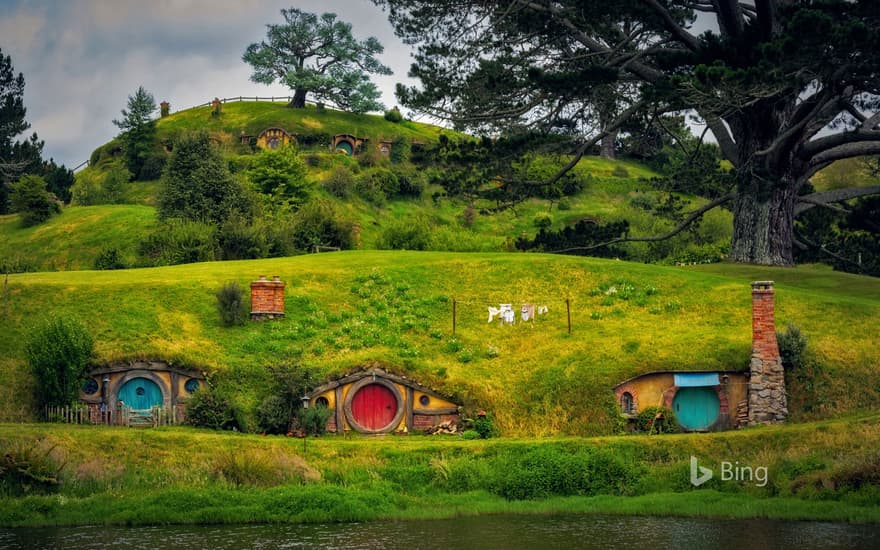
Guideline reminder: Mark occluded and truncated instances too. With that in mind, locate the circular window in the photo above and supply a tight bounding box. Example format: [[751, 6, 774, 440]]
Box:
[[419, 394, 430, 407], [82, 379, 99, 396], [184, 379, 201, 394], [315, 396, 330, 408]]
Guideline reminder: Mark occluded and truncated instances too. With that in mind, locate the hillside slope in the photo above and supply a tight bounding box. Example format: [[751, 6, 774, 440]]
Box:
[[2, 253, 877, 434]]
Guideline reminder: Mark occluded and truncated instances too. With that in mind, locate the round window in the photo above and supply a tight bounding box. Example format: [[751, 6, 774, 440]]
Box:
[[82, 378, 99, 396], [419, 394, 430, 406], [315, 396, 330, 408], [184, 378, 201, 394]]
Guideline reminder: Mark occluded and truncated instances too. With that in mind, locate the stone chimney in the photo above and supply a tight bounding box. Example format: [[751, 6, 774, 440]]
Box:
[[747, 281, 787, 425], [250, 275, 285, 320]]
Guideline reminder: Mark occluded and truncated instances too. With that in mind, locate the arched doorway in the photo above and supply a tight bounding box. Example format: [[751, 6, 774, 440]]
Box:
[[118, 377, 163, 411], [673, 387, 720, 430], [350, 383, 398, 430], [335, 140, 354, 155]]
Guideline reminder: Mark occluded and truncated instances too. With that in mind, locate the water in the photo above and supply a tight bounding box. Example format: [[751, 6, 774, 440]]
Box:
[[1, 514, 878, 549]]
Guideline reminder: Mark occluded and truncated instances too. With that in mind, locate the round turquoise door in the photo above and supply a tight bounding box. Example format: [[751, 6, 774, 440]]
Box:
[[336, 141, 353, 155], [118, 378, 163, 410], [673, 387, 720, 430]]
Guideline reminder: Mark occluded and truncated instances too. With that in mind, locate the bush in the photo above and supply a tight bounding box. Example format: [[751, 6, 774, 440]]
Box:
[[102, 166, 131, 204], [94, 247, 127, 270], [10, 175, 59, 227], [297, 404, 332, 436], [634, 406, 678, 434], [185, 385, 239, 430], [138, 219, 217, 266], [356, 169, 396, 205], [289, 200, 354, 251], [70, 171, 105, 206], [139, 153, 167, 181], [383, 107, 403, 123], [390, 136, 411, 164], [256, 395, 292, 434], [215, 281, 249, 326], [778, 323, 808, 370], [246, 145, 311, 206], [0, 440, 63, 495], [611, 165, 630, 178], [472, 413, 497, 439], [533, 211, 552, 230], [395, 167, 425, 197], [26, 315, 94, 408], [377, 217, 431, 250], [217, 214, 269, 260], [322, 166, 356, 198]]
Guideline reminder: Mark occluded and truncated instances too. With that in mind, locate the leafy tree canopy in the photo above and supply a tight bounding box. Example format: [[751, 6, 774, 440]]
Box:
[[113, 86, 157, 179], [375, 0, 880, 266], [1, 47, 44, 213], [10, 174, 59, 228], [243, 8, 392, 113], [158, 132, 252, 225]]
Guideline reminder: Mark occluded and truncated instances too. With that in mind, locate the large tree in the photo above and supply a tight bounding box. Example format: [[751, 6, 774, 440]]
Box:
[[113, 86, 157, 179], [375, 0, 880, 266], [1, 47, 43, 213], [243, 8, 392, 113]]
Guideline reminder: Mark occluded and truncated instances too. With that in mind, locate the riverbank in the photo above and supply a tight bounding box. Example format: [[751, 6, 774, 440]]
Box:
[[2, 414, 879, 526]]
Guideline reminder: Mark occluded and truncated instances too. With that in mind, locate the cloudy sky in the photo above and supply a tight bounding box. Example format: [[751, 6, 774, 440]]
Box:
[[1, 0, 415, 168]]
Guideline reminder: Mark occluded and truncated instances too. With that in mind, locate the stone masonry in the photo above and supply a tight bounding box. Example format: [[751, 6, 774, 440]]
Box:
[[250, 275, 285, 320], [747, 281, 788, 425]]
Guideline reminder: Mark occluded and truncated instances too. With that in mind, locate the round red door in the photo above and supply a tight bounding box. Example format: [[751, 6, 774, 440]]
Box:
[[350, 384, 398, 430]]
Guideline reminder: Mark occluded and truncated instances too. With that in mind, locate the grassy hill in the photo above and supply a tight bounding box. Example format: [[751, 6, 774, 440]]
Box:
[[2, 253, 877, 434]]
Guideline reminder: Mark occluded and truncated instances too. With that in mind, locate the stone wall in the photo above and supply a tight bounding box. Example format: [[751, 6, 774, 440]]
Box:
[[747, 281, 788, 425]]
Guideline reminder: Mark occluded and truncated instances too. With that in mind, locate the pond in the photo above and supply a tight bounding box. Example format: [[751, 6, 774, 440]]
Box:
[[2, 514, 878, 549]]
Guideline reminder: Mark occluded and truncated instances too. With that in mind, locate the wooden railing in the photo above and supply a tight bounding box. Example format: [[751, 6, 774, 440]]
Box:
[[44, 404, 181, 428]]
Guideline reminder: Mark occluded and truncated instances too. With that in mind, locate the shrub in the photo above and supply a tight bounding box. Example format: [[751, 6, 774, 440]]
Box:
[[256, 395, 292, 434], [384, 107, 403, 123], [461, 430, 481, 440], [26, 315, 94, 408], [215, 281, 249, 326], [289, 200, 354, 251], [0, 440, 63, 495], [185, 385, 239, 430], [138, 220, 217, 266], [102, 166, 131, 204], [472, 413, 497, 439], [634, 406, 678, 434], [533, 211, 552, 230], [323, 166, 356, 198], [395, 167, 425, 197], [778, 323, 808, 370], [246, 145, 311, 206], [217, 214, 268, 260], [377, 217, 431, 250], [390, 136, 410, 164], [10, 175, 59, 227], [70, 171, 105, 206], [139, 153, 167, 180], [297, 404, 332, 436], [94, 247, 126, 270]]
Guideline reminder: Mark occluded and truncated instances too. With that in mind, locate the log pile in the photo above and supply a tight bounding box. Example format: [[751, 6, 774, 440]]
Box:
[[424, 420, 458, 435]]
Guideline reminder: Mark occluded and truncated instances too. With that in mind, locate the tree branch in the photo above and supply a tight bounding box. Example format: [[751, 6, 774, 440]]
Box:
[[704, 115, 739, 167], [794, 185, 880, 216], [810, 142, 880, 167], [549, 192, 735, 254], [640, 0, 701, 51], [801, 129, 880, 159]]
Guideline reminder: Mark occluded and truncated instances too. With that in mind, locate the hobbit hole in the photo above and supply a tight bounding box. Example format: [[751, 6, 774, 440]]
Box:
[[307, 367, 460, 434]]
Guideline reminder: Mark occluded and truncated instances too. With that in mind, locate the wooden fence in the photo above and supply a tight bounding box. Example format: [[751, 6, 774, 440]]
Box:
[[44, 405, 180, 428]]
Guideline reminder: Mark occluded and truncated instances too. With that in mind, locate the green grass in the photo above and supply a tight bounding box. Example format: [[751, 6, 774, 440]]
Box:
[[1, 414, 878, 526], [1, 253, 877, 432], [0, 205, 159, 271], [155, 101, 447, 147]]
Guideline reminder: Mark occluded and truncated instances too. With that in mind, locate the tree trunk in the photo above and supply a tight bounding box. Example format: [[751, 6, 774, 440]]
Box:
[[599, 130, 617, 160], [729, 182, 797, 266], [289, 88, 307, 109]]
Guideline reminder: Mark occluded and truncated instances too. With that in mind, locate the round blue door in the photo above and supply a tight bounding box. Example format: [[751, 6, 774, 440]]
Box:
[[118, 377, 163, 410], [336, 141, 353, 155], [673, 387, 720, 430]]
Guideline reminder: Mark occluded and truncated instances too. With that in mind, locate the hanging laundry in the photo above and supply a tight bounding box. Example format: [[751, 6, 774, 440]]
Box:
[[499, 304, 515, 325], [537, 305, 549, 315], [487, 306, 501, 323], [521, 304, 536, 322]]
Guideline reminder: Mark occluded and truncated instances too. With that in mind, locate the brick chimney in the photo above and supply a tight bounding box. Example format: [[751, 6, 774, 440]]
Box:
[[747, 281, 787, 425], [250, 275, 285, 320]]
